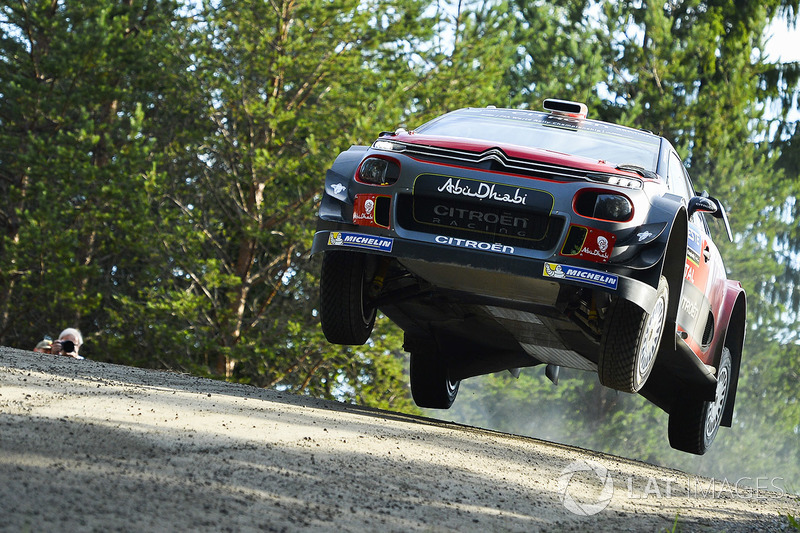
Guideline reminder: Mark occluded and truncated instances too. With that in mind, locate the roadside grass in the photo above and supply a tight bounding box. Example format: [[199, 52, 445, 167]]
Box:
[[663, 513, 681, 533], [788, 484, 800, 531]]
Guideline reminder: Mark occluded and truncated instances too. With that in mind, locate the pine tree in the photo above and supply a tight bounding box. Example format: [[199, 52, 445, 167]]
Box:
[[135, 0, 430, 410], [0, 0, 183, 352]]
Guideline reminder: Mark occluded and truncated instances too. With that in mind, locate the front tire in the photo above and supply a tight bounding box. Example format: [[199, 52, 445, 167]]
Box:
[[599, 276, 668, 393], [320, 251, 376, 345], [410, 349, 460, 409], [668, 347, 732, 455]]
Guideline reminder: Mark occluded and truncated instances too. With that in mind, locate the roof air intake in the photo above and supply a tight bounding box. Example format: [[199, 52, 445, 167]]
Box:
[[543, 98, 588, 119]]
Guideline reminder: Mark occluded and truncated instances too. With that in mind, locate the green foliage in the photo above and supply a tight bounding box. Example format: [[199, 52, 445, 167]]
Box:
[[505, 0, 609, 109], [129, 0, 433, 410], [0, 0, 183, 351], [407, 0, 519, 117], [664, 513, 682, 533]]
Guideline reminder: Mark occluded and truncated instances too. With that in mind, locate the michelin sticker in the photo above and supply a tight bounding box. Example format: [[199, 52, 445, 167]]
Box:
[[328, 231, 393, 252], [543, 263, 618, 290]]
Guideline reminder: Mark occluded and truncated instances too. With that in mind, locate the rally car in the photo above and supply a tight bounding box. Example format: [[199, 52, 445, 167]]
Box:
[[312, 100, 746, 455]]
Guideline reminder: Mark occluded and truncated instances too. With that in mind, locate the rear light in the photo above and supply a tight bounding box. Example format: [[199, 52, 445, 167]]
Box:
[[356, 156, 400, 185], [574, 190, 633, 222]]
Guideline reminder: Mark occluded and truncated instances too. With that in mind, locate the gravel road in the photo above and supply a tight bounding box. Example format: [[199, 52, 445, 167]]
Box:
[[1, 346, 797, 532]]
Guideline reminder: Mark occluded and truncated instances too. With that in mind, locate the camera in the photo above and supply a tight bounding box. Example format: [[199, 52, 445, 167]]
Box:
[[60, 340, 75, 353]]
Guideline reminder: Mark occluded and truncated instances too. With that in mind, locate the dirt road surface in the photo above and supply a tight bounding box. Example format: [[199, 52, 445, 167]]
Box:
[[1, 346, 797, 532]]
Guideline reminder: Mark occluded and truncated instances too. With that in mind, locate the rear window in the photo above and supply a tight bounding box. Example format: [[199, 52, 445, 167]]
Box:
[[415, 108, 661, 172]]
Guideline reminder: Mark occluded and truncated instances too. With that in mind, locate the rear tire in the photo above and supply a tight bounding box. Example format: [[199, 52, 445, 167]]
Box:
[[410, 349, 460, 409], [668, 347, 732, 455], [599, 276, 668, 393], [320, 251, 376, 345]]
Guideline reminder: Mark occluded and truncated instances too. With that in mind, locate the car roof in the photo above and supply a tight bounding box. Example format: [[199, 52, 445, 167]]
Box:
[[419, 107, 663, 144], [410, 107, 667, 175]]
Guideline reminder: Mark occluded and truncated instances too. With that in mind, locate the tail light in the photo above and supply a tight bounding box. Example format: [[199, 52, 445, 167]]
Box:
[[356, 156, 400, 186]]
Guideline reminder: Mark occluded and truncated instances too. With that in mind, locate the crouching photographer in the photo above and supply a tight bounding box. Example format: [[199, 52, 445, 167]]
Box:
[[50, 328, 85, 360]]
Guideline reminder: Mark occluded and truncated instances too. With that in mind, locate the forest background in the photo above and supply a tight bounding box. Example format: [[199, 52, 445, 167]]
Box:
[[1, 0, 799, 487]]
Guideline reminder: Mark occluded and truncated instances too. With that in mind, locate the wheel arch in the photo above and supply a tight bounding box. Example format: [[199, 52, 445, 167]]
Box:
[[623, 199, 688, 317], [319, 146, 369, 223], [717, 283, 746, 427], [657, 206, 689, 344], [330, 145, 369, 177]]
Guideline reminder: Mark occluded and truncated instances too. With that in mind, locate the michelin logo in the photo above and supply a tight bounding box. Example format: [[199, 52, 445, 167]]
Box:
[[544, 263, 566, 279], [328, 232, 393, 252], [543, 263, 618, 290]]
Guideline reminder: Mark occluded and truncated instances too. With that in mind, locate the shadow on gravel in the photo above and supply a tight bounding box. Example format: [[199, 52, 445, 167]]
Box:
[[0, 415, 561, 531], [0, 348, 663, 465], [2, 348, 670, 484], [3, 347, 568, 444], [0, 415, 778, 533]]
